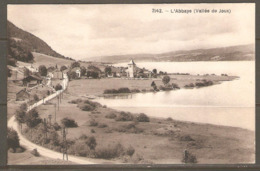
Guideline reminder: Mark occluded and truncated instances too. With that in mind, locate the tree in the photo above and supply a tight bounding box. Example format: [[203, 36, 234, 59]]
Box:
[[25, 108, 42, 128], [152, 69, 157, 74], [71, 61, 80, 69], [33, 94, 39, 101], [55, 84, 63, 91], [15, 103, 27, 133], [105, 67, 112, 75], [24, 68, 30, 77], [162, 75, 170, 85], [87, 71, 99, 79], [85, 136, 97, 150], [60, 65, 67, 72], [7, 128, 20, 151], [61, 117, 78, 128], [38, 65, 47, 76], [68, 71, 78, 80], [80, 66, 86, 76]]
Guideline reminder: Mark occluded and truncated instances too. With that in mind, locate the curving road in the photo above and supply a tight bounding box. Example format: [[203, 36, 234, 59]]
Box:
[[8, 74, 95, 164]]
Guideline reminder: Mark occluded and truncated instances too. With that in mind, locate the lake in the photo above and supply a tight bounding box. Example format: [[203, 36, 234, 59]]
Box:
[[95, 61, 255, 130]]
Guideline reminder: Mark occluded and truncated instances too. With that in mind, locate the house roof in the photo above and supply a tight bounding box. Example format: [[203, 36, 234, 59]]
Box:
[[16, 88, 31, 95], [23, 74, 42, 81]]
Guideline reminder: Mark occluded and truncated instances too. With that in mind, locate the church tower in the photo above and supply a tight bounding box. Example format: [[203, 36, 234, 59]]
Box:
[[127, 59, 136, 78]]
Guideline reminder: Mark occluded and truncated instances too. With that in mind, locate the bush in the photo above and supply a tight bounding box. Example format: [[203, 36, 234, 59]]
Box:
[[85, 136, 97, 150], [95, 143, 125, 159], [136, 113, 150, 122], [33, 94, 39, 101], [182, 150, 197, 163], [115, 112, 134, 121], [98, 123, 108, 128], [172, 83, 180, 89], [55, 84, 63, 91], [126, 145, 135, 157], [180, 135, 194, 141], [89, 119, 98, 127], [61, 117, 78, 128], [166, 117, 173, 121], [131, 89, 141, 93], [118, 88, 131, 93], [31, 149, 40, 157], [184, 83, 195, 88], [104, 89, 118, 94], [68, 141, 92, 157], [53, 122, 61, 131], [105, 113, 117, 119], [78, 103, 94, 111], [69, 99, 83, 104], [16, 147, 24, 153], [116, 123, 143, 134]]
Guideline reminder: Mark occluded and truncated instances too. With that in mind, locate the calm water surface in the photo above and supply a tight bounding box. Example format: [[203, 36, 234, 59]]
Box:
[[95, 61, 255, 130]]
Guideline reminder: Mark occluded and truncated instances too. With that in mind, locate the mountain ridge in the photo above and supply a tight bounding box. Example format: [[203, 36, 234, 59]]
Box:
[[84, 44, 254, 63]]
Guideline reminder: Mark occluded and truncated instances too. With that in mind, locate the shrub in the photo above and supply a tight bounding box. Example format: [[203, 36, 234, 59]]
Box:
[[172, 83, 180, 89], [126, 145, 135, 157], [68, 141, 91, 157], [182, 150, 197, 163], [118, 88, 131, 93], [79, 134, 88, 140], [69, 99, 83, 104], [136, 113, 150, 122], [89, 119, 98, 127], [180, 135, 194, 141], [7, 128, 20, 151], [52, 122, 61, 131], [166, 117, 173, 121], [55, 84, 63, 91], [33, 94, 39, 101], [115, 112, 134, 121], [184, 83, 195, 88], [116, 123, 143, 134], [104, 89, 118, 94], [98, 123, 108, 128], [131, 89, 141, 93], [91, 129, 95, 133], [162, 75, 170, 85], [85, 136, 97, 150], [95, 143, 125, 159], [105, 113, 117, 119], [78, 103, 94, 111], [61, 117, 78, 128], [31, 149, 40, 157]]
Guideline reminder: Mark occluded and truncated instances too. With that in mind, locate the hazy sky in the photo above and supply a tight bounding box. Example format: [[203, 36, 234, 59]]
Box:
[[8, 4, 255, 60]]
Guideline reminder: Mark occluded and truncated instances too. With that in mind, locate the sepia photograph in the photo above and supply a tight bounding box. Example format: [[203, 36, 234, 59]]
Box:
[[6, 3, 255, 165]]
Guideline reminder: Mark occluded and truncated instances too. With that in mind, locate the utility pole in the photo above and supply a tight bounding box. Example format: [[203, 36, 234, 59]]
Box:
[[48, 114, 52, 126], [43, 118, 48, 142], [54, 103, 57, 123], [61, 127, 68, 160]]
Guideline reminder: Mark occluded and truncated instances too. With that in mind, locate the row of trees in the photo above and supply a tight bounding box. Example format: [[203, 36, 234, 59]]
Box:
[[15, 103, 42, 133]]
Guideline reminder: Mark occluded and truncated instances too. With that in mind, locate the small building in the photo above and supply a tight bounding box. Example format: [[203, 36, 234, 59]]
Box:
[[53, 70, 63, 79], [16, 88, 31, 101], [22, 75, 43, 87]]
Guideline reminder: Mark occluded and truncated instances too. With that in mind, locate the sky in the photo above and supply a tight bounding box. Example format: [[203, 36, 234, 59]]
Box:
[[8, 4, 255, 60]]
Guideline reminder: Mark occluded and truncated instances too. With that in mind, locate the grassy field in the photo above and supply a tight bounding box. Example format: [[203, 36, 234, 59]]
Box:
[[8, 150, 75, 165], [69, 74, 237, 96], [34, 79, 254, 164]]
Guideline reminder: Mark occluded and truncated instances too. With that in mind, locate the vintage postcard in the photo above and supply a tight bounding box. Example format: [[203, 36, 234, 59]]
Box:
[[7, 3, 255, 165]]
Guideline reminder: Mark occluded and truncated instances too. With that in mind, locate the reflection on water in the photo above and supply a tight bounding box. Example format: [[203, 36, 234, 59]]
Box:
[[95, 61, 255, 130], [103, 94, 132, 99]]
